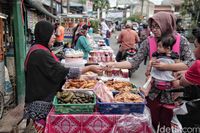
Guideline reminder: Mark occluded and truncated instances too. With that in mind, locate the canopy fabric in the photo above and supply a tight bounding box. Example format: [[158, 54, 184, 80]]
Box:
[[25, 0, 57, 19]]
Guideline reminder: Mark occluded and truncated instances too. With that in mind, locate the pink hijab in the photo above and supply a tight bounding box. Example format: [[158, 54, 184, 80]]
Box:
[[148, 12, 177, 35]]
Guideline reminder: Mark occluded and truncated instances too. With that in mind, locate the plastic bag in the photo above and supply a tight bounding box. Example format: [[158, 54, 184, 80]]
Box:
[[112, 107, 154, 133], [173, 102, 188, 115], [171, 115, 182, 133], [93, 81, 114, 102], [169, 102, 188, 133]]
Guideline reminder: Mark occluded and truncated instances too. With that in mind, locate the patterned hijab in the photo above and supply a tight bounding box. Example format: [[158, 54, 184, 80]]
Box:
[[148, 12, 177, 36]]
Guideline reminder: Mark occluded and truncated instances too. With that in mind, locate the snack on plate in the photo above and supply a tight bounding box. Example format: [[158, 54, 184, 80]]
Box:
[[105, 80, 133, 91], [63, 79, 98, 90], [80, 71, 98, 80], [114, 91, 144, 103]]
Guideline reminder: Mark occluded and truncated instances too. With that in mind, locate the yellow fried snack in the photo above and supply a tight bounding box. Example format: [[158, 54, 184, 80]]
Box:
[[63, 79, 97, 89], [105, 80, 133, 91], [114, 91, 144, 103]]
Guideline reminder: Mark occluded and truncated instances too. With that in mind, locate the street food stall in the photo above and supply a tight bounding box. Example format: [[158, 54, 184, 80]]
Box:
[[44, 19, 153, 132]]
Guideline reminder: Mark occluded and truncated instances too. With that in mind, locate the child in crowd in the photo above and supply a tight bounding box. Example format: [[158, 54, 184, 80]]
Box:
[[144, 34, 180, 101]]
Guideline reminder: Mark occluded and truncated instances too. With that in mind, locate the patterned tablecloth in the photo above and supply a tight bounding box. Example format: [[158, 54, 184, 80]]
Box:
[[45, 108, 153, 133]]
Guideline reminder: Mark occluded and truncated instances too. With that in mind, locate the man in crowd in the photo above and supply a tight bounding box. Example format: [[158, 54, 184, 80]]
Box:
[[54, 22, 65, 47], [100, 18, 110, 46], [116, 21, 140, 62]]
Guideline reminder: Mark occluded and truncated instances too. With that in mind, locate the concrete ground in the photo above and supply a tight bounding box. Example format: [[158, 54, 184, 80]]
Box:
[[0, 103, 26, 133]]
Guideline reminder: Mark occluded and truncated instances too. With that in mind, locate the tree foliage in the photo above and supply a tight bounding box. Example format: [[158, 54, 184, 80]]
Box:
[[124, 14, 142, 23], [92, 0, 110, 11], [79, 0, 87, 4], [90, 19, 100, 33], [181, 0, 200, 24]]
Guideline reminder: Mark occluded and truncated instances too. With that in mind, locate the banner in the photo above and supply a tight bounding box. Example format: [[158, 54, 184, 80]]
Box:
[[117, 0, 138, 5], [107, 12, 123, 18]]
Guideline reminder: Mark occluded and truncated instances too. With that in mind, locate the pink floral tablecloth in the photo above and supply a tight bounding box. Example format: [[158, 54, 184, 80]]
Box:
[[45, 108, 153, 133]]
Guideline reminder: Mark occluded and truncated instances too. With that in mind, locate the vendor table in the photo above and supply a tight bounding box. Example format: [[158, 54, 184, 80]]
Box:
[[45, 108, 153, 133]]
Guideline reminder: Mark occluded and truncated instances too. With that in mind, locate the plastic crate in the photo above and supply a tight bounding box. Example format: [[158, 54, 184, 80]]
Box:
[[53, 91, 96, 114], [97, 92, 146, 114]]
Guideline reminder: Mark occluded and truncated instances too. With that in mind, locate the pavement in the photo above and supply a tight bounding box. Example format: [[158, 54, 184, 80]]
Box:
[[0, 103, 26, 133]]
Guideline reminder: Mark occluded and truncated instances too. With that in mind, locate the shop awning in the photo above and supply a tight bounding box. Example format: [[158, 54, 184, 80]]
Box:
[[25, 0, 57, 19]]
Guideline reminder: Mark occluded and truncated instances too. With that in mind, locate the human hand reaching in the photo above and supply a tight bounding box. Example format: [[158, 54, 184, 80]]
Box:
[[104, 62, 116, 68], [81, 65, 103, 75]]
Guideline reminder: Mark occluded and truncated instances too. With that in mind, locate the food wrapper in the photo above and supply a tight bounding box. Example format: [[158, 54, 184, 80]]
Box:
[[112, 107, 154, 133], [93, 81, 114, 102]]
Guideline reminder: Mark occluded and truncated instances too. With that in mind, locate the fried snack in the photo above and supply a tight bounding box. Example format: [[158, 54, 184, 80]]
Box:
[[63, 79, 97, 90], [105, 80, 133, 91], [114, 91, 144, 103]]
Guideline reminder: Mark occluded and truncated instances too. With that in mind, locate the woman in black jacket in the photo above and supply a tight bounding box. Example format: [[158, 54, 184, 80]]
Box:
[[24, 21, 102, 132]]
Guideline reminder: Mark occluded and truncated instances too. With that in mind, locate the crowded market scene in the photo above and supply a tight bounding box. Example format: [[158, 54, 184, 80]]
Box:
[[0, 0, 200, 133]]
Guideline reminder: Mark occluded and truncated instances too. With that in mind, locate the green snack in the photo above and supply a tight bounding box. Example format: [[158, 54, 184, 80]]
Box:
[[63, 92, 74, 103]]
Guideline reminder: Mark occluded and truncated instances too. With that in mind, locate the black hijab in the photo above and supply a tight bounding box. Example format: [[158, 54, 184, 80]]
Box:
[[34, 20, 54, 48]]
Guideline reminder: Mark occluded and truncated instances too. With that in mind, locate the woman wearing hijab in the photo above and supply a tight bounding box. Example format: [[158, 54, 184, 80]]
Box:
[[24, 21, 102, 132], [105, 12, 195, 130], [75, 24, 92, 60]]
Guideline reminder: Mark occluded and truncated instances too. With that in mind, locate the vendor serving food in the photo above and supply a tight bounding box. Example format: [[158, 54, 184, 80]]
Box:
[[24, 21, 102, 132]]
